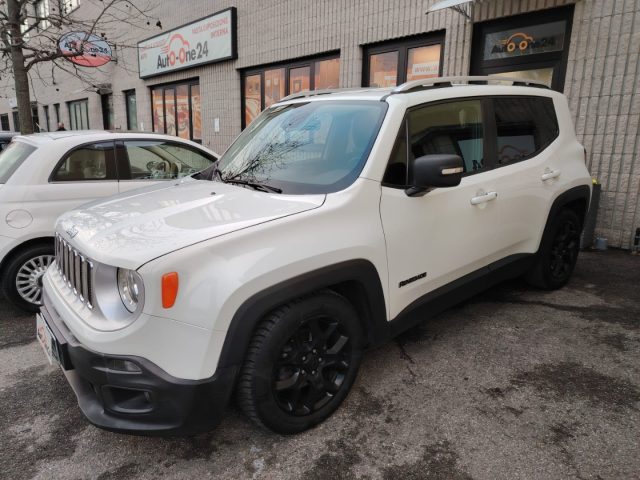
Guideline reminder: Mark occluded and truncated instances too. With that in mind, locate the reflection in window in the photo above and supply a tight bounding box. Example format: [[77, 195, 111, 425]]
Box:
[[289, 66, 311, 94], [124, 140, 214, 180], [52, 144, 114, 181], [264, 69, 285, 108], [191, 85, 201, 140], [244, 74, 261, 126], [314, 58, 340, 89], [242, 56, 340, 128], [493, 97, 558, 166], [152, 89, 164, 133], [383, 100, 484, 186], [369, 51, 399, 87], [176, 85, 189, 139], [406, 44, 441, 81], [68, 99, 89, 130], [151, 82, 200, 141]]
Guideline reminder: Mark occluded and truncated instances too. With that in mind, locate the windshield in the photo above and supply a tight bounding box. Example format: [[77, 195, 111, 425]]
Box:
[[0, 141, 36, 183], [215, 100, 387, 194]]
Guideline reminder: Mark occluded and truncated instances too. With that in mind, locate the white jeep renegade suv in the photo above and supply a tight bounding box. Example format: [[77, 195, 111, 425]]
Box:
[[38, 77, 591, 435]]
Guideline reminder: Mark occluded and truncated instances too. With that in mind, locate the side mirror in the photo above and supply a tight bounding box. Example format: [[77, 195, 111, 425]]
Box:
[[405, 154, 464, 197]]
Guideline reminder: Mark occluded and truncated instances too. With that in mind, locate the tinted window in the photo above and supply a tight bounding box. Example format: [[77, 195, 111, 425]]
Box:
[[123, 141, 214, 180], [383, 99, 484, 186], [493, 97, 558, 166], [0, 141, 36, 183], [52, 143, 115, 181]]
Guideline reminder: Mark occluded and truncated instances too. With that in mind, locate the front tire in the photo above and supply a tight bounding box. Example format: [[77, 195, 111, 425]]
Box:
[[237, 290, 363, 434], [526, 209, 581, 290], [1, 244, 54, 313]]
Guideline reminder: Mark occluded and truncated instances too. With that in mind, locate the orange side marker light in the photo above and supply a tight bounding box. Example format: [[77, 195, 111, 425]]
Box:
[[162, 272, 179, 308]]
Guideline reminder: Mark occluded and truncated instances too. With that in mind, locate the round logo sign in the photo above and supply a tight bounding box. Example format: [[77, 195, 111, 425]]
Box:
[[58, 32, 112, 67]]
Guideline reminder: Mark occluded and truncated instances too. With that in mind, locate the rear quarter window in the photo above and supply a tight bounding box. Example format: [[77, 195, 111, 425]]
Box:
[[0, 141, 36, 183], [493, 96, 559, 167]]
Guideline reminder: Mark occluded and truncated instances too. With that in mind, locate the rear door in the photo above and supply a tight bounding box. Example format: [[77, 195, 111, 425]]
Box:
[[116, 139, 216, 193], [482, 96, 561, 256]]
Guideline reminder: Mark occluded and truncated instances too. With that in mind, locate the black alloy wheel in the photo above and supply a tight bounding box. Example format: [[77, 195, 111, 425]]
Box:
[[273, 314, 351, 416], [525, 208, 581, 290], [548, 218, 580, 282], [237, 290, 363, 434]]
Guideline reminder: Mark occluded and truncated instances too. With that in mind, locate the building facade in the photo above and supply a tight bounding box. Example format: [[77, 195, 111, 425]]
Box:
[[1, 0, 639, 248]]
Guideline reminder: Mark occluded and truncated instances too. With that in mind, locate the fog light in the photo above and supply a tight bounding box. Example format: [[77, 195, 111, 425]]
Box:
[[107, 358, 141, 372]]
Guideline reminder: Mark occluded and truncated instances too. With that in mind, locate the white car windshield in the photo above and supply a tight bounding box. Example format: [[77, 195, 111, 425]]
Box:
[[215, 100, 387, 194], [0, 141, 36, 183]]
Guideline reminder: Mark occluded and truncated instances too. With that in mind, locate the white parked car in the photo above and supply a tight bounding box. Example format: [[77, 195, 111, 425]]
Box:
[[39, 77, 591, 435], [0, 131, 217, 311]]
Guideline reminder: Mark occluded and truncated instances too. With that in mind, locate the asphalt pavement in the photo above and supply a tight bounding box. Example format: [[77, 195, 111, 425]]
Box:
[[1, 250, 639, 480]]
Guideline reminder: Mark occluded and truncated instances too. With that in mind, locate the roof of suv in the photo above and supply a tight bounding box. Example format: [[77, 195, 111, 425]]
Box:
[[276, 75, 554, 104], [13, 130, 202, 148]]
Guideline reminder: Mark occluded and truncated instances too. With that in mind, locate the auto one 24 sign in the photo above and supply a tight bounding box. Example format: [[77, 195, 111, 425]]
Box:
[[138, 8, 236, 78]]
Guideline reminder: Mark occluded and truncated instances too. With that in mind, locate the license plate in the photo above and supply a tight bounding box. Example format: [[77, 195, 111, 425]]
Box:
[[36, 313, 57, 366]]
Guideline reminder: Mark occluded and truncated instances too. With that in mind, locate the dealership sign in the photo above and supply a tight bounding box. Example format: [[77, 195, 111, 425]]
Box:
[[483, 20, 566, 60], [58, 32, 113, 67], [138, 8, 237, 79]]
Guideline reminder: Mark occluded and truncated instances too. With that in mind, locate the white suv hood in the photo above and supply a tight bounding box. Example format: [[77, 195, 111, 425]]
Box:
[[57, 178, 325, 269]]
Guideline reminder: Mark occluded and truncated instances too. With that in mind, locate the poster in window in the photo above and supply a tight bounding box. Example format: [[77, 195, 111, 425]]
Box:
[[176, 85, 190, 139], [264, 69, 285, 108], [244, 74, 261, 125], [406, 45, 441, 81], [191, 85, 202, 140], [152, 89, 164, 133], [314, 58, 340, 89], [483, 21, 566, 60], [289, 66, 310, 94], [369, 51, 398, 87], [165, 89, 176, 136]]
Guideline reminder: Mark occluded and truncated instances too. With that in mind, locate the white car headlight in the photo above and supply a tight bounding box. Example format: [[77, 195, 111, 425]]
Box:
[[117, 268, 144, 313]]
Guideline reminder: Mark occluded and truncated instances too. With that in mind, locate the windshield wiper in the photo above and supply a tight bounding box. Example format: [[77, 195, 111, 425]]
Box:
[[223, 178, 283, 193]]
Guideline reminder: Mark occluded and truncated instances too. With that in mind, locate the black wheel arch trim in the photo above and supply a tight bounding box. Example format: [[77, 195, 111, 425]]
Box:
[[215, 259, 387, 370], [541, 184, 591, 245]]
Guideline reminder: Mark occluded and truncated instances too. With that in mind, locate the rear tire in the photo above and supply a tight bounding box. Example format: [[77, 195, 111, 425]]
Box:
[[1, 243, 54, 313], [237, 290, 363, 434], [525, 209, 581, 290]]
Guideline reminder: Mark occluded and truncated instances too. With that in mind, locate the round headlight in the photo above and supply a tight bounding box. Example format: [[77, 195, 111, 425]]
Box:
[[117, 268, 143, 313]]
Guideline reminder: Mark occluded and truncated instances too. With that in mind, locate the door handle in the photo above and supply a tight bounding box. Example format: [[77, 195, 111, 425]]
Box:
[[541, 169, 561, 181], [470, 191, 498, 205]]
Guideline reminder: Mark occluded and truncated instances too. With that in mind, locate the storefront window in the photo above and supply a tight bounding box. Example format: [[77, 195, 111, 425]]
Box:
[[406, 45, 442, 82], [314, 58, 340, 89], [176, 85, 189, 139], [364, 34, 444, 87], [101, 94, 114, 130], [151, 81, 200, 141], [470, 6, 574, 92], [369, 51, 399, 88], [289, 66, 311, 95], [152, 89, 164, 133], [191, 85, 201, 141], [264, 68, 285, 108], [241, 54, 340, 128], [244, 74, 261, 126]]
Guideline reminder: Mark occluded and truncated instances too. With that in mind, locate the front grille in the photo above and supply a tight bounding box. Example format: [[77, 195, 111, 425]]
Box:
[[55, 233, 94, 309]]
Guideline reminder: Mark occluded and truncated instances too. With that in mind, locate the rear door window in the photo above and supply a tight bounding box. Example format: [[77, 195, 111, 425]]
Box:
[[493, 97, 559, 167], [51, 142, 117, 181], [0, 141, 36, 183]]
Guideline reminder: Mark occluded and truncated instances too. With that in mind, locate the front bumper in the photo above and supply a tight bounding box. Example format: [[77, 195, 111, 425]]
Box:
[[40, 303, 237, 436]]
